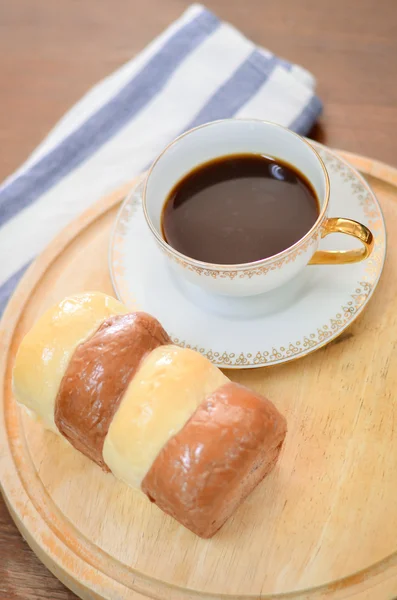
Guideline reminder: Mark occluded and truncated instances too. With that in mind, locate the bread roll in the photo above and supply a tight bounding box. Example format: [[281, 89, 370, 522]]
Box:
[[13, 292, 127, 431], [103, 345, 228, 488], [55, 313, 170, 469], [142, 382, 287, 538], [12, 292, 287, 538]]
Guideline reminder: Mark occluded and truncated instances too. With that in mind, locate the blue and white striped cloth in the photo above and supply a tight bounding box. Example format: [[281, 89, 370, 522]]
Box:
[[0, 4, 322, 316]]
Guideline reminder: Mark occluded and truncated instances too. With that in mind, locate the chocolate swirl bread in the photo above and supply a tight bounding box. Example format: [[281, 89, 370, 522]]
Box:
[[12, 292, 287, 538]]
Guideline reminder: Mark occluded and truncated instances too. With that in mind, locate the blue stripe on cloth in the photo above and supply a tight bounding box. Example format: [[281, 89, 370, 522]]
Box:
[[186, 50, 281, 129], [271, 55, 292, 72], [0, 9, 220, 226], [141, 49, 283, 173], [289, 95, 323, 135], [0, 262, 31, 316]]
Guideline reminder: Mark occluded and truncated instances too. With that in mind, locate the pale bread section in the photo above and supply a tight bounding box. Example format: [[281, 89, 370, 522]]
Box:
[[142, 382, 287, 538], [12, 292, 127, 431], [103, 345, 229, 488]]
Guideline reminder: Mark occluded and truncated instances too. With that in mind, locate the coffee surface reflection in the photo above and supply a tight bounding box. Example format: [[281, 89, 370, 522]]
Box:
[[161, 154, 320, 265]]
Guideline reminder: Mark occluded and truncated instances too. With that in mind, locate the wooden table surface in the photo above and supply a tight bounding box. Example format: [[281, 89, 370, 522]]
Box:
[[0, 0, 396, 598]]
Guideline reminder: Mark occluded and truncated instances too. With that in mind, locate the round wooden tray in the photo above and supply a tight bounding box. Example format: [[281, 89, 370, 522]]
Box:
[[1, 151, 397, 600]]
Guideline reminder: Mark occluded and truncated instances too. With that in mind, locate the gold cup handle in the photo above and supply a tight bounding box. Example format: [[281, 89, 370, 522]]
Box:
[[309, 217, 374, 265]]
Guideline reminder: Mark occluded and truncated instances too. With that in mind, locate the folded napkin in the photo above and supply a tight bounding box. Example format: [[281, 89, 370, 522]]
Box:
[[0, 3, 322, 316]]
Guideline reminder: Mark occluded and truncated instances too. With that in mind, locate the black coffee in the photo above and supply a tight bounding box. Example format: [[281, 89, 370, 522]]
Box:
[[161, 154, 319, 265]]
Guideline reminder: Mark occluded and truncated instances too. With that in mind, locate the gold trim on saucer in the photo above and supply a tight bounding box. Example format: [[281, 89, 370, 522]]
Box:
[[171, 281, 373, 366], [110, 146, 385, 368]]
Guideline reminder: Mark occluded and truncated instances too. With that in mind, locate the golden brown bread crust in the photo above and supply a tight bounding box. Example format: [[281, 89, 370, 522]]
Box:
[[141, 382, 287, 538], [55, 312, 170, 469]]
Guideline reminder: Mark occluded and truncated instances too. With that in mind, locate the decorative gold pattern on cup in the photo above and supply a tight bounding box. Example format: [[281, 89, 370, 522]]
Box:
[[111, 147, 385, 367], [158, 226, 323, 279]]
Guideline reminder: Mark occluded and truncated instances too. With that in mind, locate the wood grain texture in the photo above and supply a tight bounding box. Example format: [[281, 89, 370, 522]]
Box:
[[1, 155, 397, 600], [0, 0, 396, 184], [0, 0, 396, 596]]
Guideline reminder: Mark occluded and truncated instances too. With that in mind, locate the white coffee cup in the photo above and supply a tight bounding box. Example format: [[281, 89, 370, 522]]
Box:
[[143, 119, 373, 297]]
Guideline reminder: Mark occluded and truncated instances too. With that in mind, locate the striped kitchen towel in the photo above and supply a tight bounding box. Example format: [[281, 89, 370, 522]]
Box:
[[0, 3, 322, 316]]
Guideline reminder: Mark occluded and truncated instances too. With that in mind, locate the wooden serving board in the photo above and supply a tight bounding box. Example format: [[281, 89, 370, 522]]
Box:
[[1, 152, 397, 600]]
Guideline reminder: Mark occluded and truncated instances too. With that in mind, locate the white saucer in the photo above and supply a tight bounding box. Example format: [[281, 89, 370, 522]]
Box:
[[109, 145, 386, 369]]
